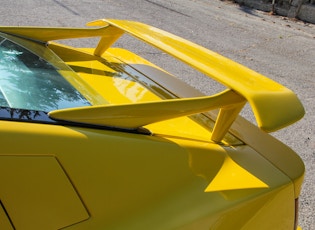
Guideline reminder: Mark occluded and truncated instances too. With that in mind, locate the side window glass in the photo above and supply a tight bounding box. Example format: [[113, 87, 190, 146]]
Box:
[[0, 37, 90, 112]]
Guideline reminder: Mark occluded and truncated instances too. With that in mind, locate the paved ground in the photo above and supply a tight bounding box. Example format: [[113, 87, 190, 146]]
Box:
[[1, 0, 314, 229]]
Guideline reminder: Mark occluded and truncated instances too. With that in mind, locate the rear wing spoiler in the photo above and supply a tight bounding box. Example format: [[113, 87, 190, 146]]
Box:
[[0, 19, 304, 142]]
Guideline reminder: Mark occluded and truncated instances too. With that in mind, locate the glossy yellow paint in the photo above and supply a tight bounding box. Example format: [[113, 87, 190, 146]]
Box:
[[0, 26, 109, 41], [46, 31, 304, 196], [49, 89, 245, 130], [0, 156, 89, 229], [0, 121, 297, 229], [228, 116, 305, 198], [47, 43, 223, 143], [204, 155, 268, 192], [0, 20, 305, 133], [88, 19, 305, 132], [65, 47, 161, 104], [0, 20, 305, 229]]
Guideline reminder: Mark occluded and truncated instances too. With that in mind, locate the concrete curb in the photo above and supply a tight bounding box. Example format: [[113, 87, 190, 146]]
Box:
[[233, 0, 315, 24]]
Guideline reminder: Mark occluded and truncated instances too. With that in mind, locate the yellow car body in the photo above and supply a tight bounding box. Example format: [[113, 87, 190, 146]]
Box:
[[0, 19, 304, 229]]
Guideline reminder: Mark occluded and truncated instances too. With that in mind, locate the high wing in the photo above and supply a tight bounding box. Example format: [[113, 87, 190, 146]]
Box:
[[0, 19, 304, 140]]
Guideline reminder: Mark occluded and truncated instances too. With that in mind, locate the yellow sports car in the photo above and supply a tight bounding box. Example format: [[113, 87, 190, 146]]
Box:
[[0, 19, 304, 230]]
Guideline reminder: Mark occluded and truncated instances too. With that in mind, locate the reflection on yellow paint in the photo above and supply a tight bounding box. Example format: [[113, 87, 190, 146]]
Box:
[[113, 76, 149, 103]]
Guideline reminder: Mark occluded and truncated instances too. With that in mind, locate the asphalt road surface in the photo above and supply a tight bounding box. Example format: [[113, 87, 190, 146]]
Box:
[[1, 0, 314, 229]]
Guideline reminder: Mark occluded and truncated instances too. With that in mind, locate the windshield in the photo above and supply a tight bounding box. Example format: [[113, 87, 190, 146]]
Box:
[[0, 35, 91, 112]]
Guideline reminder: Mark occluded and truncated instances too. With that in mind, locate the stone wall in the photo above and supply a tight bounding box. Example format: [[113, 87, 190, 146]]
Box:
[[233, 0, 315, 23]]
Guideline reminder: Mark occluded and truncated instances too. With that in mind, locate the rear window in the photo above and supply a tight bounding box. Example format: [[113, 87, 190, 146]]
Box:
[[0, 36, 91, 112]]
